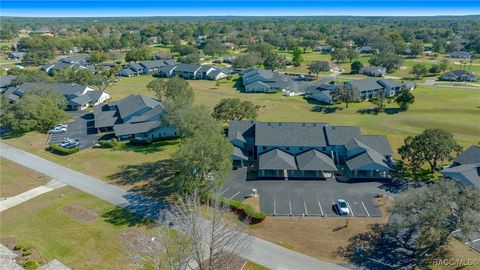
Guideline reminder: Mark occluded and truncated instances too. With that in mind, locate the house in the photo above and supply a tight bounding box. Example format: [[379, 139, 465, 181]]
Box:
[[313, 45, 335, 53], [357, 46, 378, 54], [7, 52, 26, 60], [360, 66, 386, 77], [304, 78, 336, 104], [0, 75, 16, 91], [228, 121, 395, 180], [242, 67, 296, 93], [42, 55, 96, 74], [345, 78, 413, 100], [140, 60, 169, 74], [441, 70, 478, 82], [311, 61, 338, 72], [441, 145, 480, 188], [117, 60, 178, 77], [2, 82, 110, 110], [93, 94, 177, 141], [156, 63, 228, 81], [449, 51, 473, 60]]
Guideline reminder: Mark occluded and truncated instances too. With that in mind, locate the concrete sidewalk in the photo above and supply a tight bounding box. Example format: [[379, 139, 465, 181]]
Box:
[[0, 179, 66, 212]]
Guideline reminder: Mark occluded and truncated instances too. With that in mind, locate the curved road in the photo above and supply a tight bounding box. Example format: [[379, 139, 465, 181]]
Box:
[[0, 142, 349, 270]]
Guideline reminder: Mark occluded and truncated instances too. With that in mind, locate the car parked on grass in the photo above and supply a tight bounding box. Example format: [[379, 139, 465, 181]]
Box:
[[336, 199, 350, 215]]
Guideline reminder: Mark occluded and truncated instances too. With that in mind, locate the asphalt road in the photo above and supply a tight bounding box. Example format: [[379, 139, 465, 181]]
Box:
[[0, 142, 349, 270]]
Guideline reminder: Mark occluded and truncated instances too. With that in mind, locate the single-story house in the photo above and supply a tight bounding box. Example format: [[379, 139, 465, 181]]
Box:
[[441, 145, 480, 188], [357, 46, 378, 54], [156, 63, 228, 81], [242, 67, 297, 93], [441, 70, 478, 82], [42, 55, 95, 74], [7, 52, 26, 60], [93, 94, 177, 141], [345, 78, 413, 100], [304, 79, 336, 104], [360, 66, 386, 77], [449, 51, 473, 60], [2, 82, 110, 110], [228, 120, 395, 180]]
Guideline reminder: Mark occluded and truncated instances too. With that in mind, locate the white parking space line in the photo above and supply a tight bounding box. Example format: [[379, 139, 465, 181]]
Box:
[[347, 202, 355, 217], [303, 198, 308, 216], [317, 198, 324, 216], [230, 191, 240, 199], [289, 199, 292, 216], [218, 188, 229, 196], [361, 201, 370, 217], [465, 238, 480, 245]]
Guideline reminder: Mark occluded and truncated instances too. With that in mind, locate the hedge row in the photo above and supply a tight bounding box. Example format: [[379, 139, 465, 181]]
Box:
[[48, 144, 79, 155], [97, 138, 121, 148], [212, 194, 267, 224]]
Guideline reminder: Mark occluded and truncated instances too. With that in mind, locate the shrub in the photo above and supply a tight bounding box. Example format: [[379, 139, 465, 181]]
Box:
[[210, 194, 267, 224], [48, 144, 79, 155], [97, 138, 120, 148], [239, 204, 267, 222], [22, 260, 40, 270]]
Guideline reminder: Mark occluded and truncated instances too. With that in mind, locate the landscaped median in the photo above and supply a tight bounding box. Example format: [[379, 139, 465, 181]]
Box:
[[210, 194, 267, 224], [47, 144, 79, 155]]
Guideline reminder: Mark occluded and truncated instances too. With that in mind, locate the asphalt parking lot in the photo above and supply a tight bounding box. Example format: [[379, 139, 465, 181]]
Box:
[[47, 111, 99, 150], [219, 168, 387, 217], [452, 229, 480, 253]]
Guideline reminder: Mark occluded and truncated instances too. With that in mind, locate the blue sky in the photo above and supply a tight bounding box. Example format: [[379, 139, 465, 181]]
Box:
[[1, 1, 479, 17]]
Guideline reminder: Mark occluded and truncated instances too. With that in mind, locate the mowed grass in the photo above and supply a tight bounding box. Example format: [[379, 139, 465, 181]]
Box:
[[0, 186, 151, 270], [1, 133, 179, 182], [0, 157, 51, 197]]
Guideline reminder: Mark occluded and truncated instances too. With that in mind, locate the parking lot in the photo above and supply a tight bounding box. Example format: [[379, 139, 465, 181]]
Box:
[[47, 111, 99, 150], [452, 229, 480, 253], [219, 168, 387, 217]]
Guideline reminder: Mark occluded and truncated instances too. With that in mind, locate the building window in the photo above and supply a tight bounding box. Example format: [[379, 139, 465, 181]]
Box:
[[262, 146, 267, 150]]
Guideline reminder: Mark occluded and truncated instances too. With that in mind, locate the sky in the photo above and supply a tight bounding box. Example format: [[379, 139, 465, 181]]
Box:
[[1, 0, 479, 17]]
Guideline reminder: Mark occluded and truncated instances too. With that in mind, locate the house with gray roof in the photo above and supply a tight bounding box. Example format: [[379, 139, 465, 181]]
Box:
[[441, 145, 480, 188], [360, 66, 386, 77], [228, 120, 395, 180], [441, 70, 478, 82], [7, 52, 26, 60], [357, 46, 378, 54], [345, 78, 413, 100], [155, 63, 228, 80], [42, 55, 96, 74], [2, 82, 110, 110], [242, 67, 296, 93], [449, 51, 473, 60], [0, 75, 17, 91], [304, 78, 336, 104], [92, 94, 177, 141]]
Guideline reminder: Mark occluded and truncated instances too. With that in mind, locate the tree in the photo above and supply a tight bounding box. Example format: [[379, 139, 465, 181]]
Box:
[[173, 130, 233, 194], [23, 49, 55, 65], [172, 45, 198, 56], [395, 87, 415, 111], [369, 53, 403, 73], [350, 61, 364, 74], [331, 48, 348, 64], [128, 192, 249, 270], [332, 84, 357, 108], [398, 128, 462, 173], [369, 90, 386, 112], [53, 67, 94, 85], [263, 51, 285, 71], [409, 40, 424, 57], [165, 105, 222, 138], [88, 51, 108, 66], [410, 63, 428, 79], [125, 47, 151, 63], [308, 61, 327, 78], [291, 47, 303, 67], [428, 64, 441, 74], [439, 59, 449, 73], [231, 53, 261, 68], [1, 89, 69, 133], [178, 54, 201, 64], [8, 69, 53, 84], [147, 78, 167, 101], [346, 48, 359, 63], [203, 38, 227, 56], [212, 98, 257, 123]]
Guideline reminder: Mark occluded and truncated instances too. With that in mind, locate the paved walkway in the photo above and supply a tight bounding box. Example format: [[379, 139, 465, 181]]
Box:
[[0, 142, 349, 270], [0, 179, 66, 212]]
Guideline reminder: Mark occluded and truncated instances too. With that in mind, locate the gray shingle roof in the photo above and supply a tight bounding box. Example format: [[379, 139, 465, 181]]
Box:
[[140, 60, 166, 69], [255, 122, 327, 147], [0, 244, 17, 261], [87, 90, 105, 103], [114, 121, 163, 137], [442, 163, 480, 188], [453, 145, 480, 165], [227, 120, 255, 142], [116, 95, 161, 120], [296, 149, 337, 171], [94, 110, 118, 128], [232, 146, 248, 160], [15, 82, 88, 97], [347, 78, 383, 92], [324, 126, 361, 146], [258, 148, 297, 170], [346, 150, 392, 171], [377, 78, 403, 88], [128, 63, 144, 71], [68, 94, 92, 106], [175, 63, 201, 73], [449, 51, 472, 58], [0, 75, 17, 88], [129, 105, 165, 123], [38, 259, 72, 270], [346, 136, 393, 156]]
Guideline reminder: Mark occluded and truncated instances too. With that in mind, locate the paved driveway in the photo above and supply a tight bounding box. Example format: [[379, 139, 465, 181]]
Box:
[[220, 168, 389, 217], [47, 111, 99, 149]]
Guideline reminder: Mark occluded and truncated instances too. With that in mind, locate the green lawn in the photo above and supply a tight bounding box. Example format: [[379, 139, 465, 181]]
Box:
[[0, 186, 152, 270], [0, 157, 50, 197]]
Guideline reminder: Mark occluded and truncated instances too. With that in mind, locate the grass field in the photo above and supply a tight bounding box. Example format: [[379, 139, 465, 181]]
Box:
[[0, 186, 152, 270], [0, 157, 51, 197]]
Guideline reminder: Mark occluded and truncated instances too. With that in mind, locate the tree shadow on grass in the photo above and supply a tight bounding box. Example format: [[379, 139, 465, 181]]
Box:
[[356, 108, 379, 115], [115, 139, 179, 154], [311, 105, 341, 114], [384, 108, 402, 115], [232, 78, 245, 92], [102, 206, 155, 227], [108, 159, 176, 201]]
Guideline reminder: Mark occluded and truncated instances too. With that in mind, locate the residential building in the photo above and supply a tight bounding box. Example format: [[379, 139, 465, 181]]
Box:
[[345, 78, 413, 100], [228, 121, 395, 180], [156, 63, 228, 80], [304, 78, 336, 104], [42, 55, 96, 74], [0, 75, 17, 91], [118, 59, 179, 77], [7, 52, 26, 60], [313, 45, 335, 53], [441, 145, 480, 188], [2, 82, 110, 110], [441, 70, 478, 82], [360, 66, 387, 77], [449, 51, 473, 60], [93, 94, 177, 141], [242, 67, 297, 93], [357, 46, 378, 54]]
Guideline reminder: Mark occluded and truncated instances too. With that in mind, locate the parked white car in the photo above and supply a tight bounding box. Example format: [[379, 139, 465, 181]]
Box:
[[48, 127, 67, 134], [54, 124, 68, 129], [336, 199, 350, 215]]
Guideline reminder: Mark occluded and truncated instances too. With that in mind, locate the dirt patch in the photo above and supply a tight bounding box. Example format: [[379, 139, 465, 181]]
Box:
[[399, 66, 408, 70], [0, 236, 17, 250], [63, 204, 99, 222], [118, 229, 162, 253]]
